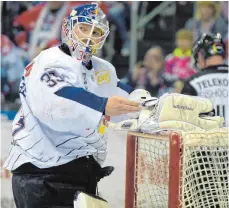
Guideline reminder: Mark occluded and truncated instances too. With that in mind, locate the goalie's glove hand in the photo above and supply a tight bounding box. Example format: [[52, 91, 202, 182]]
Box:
[[107, 89, 159, 131], [140, 93, 224, 133], [127, 89, 158, 119], [105, 96, 141, 116]]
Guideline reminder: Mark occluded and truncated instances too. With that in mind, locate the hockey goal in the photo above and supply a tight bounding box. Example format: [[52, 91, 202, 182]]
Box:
[[125, 128, 228, 208]]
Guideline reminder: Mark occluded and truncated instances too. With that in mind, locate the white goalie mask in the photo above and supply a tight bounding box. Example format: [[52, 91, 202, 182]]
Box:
[[61, 3, 110, 66]]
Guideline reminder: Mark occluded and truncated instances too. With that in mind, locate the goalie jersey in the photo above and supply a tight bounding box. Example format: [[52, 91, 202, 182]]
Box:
[[4, 45, 132, 171]]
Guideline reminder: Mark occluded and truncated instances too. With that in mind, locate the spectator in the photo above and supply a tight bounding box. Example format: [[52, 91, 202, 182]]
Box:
[[164, 29, 196, 84], [1, 1, 37, 41], [1, 67, 11, 102], [220, 1, 228, 23], [1, 34, 24, 103], [185, 1, 228, 42], [175, 2, 194, 30], [106, 2, 130, 56], [128, 46, 171, 97], [13, 2, 84, 59], [13, 1, 109, 60]]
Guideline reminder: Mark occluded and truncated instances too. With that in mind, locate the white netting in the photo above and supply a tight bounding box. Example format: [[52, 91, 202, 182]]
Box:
[[132, 129, 228, 208], [134, 136, 170, 208], [180, 129, 228, 208]]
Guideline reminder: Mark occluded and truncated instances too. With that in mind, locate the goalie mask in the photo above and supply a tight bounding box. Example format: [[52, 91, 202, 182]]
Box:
[[61, 3, 110, 66]]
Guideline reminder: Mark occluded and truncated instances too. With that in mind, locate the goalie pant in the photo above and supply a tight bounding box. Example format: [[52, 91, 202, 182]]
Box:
[[12, 156, 112, 208]]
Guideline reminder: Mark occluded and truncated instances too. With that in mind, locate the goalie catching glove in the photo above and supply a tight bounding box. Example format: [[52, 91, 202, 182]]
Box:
[[109, 91, 224, 132]]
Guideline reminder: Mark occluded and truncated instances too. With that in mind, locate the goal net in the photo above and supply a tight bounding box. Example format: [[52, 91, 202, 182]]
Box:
[[125, 128, 228, 208]]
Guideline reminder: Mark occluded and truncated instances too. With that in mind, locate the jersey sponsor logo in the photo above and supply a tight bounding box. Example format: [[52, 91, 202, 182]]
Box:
[[196, 78, 228, 89], [173, 105, 193, 111], [199, 89, 228, 98], [96, 70, 110, 85], [121, 121, 134, 130]]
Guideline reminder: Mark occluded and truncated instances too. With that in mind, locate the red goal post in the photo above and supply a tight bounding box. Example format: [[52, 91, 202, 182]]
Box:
[[125, 129, 228, 208]]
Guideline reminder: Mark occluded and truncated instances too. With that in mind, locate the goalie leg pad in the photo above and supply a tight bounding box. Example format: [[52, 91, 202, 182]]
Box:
[[74, 191, 109, 208]]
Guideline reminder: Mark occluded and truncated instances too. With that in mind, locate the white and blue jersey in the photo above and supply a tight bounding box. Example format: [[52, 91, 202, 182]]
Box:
[[4, 46, 133, 171]]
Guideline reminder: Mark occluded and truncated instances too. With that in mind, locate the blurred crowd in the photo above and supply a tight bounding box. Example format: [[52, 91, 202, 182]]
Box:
[[126, 1, 228, 97], [1, 1, 228, 111]]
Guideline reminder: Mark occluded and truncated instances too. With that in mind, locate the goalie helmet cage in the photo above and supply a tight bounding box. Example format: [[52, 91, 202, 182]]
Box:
[[125, 129, 228, 208]]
